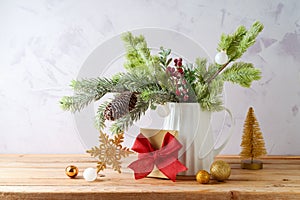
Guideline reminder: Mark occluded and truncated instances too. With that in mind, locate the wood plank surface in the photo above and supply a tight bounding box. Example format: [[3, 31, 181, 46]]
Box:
[[0, 154, 299, 200]]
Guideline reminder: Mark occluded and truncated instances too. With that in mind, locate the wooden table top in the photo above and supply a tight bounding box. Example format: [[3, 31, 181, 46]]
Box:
[[0, 154, 299, 200]]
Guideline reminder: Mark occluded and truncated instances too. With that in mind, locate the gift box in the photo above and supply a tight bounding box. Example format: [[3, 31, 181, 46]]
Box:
[[128, 127, 187, 181], [139, 128, 179, 179]]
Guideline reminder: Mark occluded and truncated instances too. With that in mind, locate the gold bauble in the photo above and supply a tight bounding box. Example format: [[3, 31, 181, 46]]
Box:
[[65, 165, 79, 178], [210, 160, 231, 181], [196, 170, 210, 184]]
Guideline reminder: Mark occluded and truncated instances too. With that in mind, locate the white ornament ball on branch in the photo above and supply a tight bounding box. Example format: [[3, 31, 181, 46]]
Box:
[[215, 51, 229, 65], [156, 104, 170, 118]]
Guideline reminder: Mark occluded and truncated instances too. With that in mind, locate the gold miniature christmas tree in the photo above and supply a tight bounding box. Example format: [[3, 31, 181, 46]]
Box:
[[240, 107, 267, 169]]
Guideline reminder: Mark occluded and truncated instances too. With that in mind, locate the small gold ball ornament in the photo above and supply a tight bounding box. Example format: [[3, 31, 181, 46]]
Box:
[[65, 165, 79, 178], [196, 170, 210, 184], [210, 160, 231, 181]]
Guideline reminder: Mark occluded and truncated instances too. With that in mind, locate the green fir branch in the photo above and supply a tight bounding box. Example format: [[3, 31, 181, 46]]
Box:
[[94, 100, 112, 130], [195, 77, 224, 112], [194, 82, 208, 102], [217, 21, 264, 61], [207, 21, 263, 86], [118, 71, 160, 93], [122, 32, 147, 71], [194, 58, 208, 78], [140, 88, 178, 108], [200, 94, 224, 112], [60, 93, 96, 112], [201, 79, 224, 111], [237, 21, 264, 60], [122, 32, 159, 73], [209, 76, 224, 95], [221, 62, 262, 87], [218, 26, 247, 61], [60, 77, 122, 112]]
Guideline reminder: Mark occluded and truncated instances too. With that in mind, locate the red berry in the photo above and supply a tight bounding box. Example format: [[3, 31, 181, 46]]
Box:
[[177, 61, 182, 67], [183, 95, 189, 101], [174, 59, 178, 65], [179, 58, 182, 62], [177, 67, 184, 74]]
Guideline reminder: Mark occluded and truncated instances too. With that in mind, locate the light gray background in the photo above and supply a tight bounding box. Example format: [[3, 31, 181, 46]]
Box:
[[0, 0, 299, 155]]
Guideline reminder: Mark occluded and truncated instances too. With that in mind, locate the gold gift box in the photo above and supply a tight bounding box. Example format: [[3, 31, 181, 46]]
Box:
[[140, 128, 178, 179]]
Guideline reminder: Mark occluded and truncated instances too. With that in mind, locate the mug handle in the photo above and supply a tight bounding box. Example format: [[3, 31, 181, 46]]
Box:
[[198, 107, 235, 159]]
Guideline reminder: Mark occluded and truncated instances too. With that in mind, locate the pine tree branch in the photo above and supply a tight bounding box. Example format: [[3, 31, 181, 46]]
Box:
[[118, 71, 159, 92], [221, 62, 261, 87], [217, 21, 263, 61], [208, 21, 264, 88], [141, 88, 179, 109], [194, 58, 208, 77], [95, 100, 111, 130], [122, 32, 162, 73], [122, 32, 146, 70], [237, 21, 264, 60], [60, 77, 122, 112]]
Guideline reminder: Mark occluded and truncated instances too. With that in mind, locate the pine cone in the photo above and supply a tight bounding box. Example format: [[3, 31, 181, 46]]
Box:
[[104, 92, 137, 121]]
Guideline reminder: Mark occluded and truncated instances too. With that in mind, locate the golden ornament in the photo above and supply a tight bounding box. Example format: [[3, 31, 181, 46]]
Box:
[[210, 160, 231, 181], [65, 165, 78, 178], [86, 131, 133, 173], [196, 170, 210, 184]]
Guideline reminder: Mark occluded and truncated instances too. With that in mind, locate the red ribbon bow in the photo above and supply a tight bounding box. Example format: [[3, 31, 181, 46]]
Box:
[[128, 132, 187, 182]]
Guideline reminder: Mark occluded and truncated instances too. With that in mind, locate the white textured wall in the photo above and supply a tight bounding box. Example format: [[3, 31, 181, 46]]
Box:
[[0, 0, 299, 154]]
